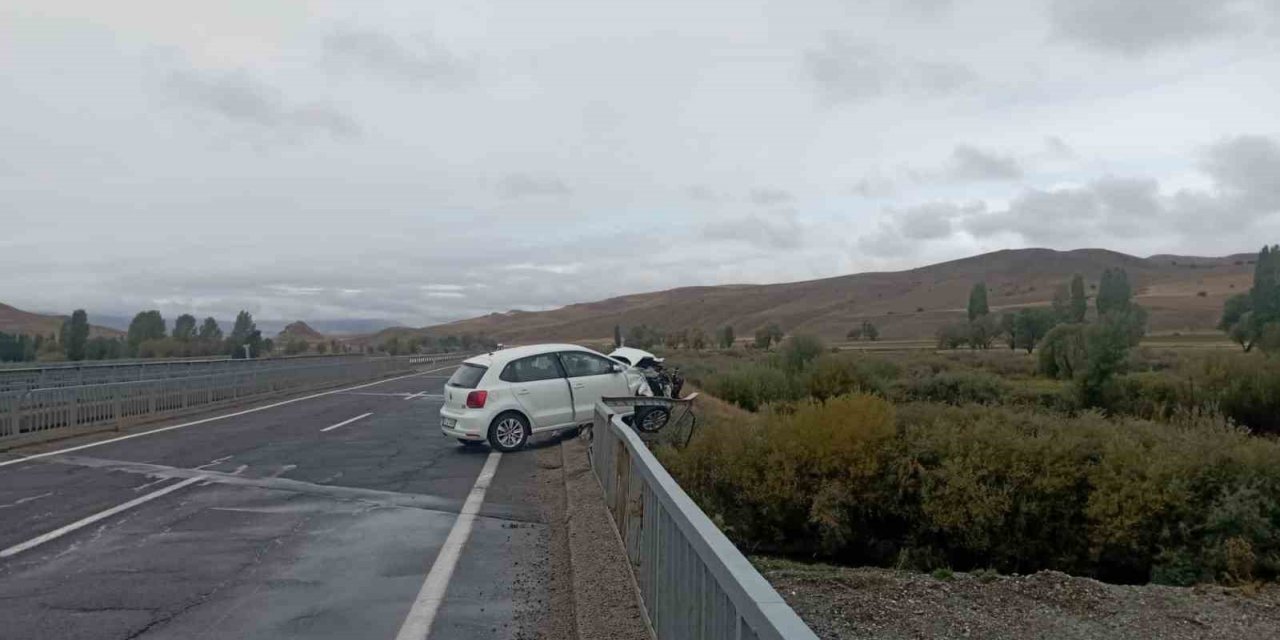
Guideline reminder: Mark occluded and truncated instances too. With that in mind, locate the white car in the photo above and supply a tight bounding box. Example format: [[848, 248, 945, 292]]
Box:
[[439, 344, 645, 451]]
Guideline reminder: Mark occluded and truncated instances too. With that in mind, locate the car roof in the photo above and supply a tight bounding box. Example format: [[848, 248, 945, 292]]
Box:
[[461, 343, 597, 368]]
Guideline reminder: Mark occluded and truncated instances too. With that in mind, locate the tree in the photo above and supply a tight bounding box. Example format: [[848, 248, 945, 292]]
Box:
[[861, 321, 879, 341], [780, 335, 825, 372], [127, 310, 166, 352], [754, 322, 784, 349], [1069, 274, 1088, 323], [285, 339, 309, 355], [229, 311, 256, 342], [967, 282, 989, 321], [689, 328, 707, 350], [937, 323, 968, 350], [968, 314, 998, 349], [227, 311, 257, 357], [172, 314, 197, 341], [198, 317, 223, 341], [625, 324, 661, 350], [1013, 307, 1058, 353], [1096, 268, 1132, 317], [717, 325, 735, 349], [316, 340, 329, 354], [613, 324, 623, 349], [847, 325, 864, 341], [754, 327, 774, 349], [1000, 313, 1017, 350], [60, 309, 90, 361], [1051, 285, 1071, 323]]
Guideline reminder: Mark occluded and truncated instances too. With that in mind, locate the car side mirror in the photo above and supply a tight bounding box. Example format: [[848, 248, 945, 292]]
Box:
[[611, 363, 625, 373]]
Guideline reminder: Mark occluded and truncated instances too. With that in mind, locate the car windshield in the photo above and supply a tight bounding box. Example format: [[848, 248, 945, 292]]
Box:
[[446, 363, 487, 389]]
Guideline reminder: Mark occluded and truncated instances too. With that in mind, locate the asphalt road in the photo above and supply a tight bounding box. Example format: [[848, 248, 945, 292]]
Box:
[[0, 369, 551, 639]]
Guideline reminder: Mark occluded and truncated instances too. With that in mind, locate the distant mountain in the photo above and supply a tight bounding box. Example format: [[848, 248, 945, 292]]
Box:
[[0, 303, 125, 339], [381, 248, 1253, 343], [276, 321, 325, 343]]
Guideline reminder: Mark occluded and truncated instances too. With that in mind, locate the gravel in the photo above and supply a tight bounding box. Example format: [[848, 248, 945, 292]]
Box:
[[759, 559, 1280, 640]]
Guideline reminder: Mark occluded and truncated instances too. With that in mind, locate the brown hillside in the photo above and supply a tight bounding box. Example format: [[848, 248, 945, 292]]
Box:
[[276, 321, 326, 343], [0, 303, 125, 339], [386, 248, 1254, 344]]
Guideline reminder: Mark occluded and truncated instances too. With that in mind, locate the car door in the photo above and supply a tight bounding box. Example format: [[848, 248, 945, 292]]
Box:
[[557, 350, 632, 422], [501, 353, 575, 430]]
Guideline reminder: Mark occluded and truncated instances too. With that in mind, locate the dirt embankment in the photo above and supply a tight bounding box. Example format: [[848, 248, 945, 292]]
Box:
[[760, 559, 1280, 640]]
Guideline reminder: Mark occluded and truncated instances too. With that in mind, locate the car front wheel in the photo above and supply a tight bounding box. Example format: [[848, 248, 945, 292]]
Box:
[[488, 412, 530, 452]]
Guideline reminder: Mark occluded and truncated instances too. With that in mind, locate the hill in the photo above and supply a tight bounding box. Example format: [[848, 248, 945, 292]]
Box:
[[276, 321, 326, 343], [0, 303, 126, 339], [387, 248, 1253, 344]]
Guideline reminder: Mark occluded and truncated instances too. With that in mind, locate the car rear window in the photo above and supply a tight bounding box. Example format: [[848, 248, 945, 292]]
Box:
[[446, 363, 488, 389]]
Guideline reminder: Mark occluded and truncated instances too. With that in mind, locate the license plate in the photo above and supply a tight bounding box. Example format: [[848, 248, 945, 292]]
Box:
[[441, 417, 457, 428]]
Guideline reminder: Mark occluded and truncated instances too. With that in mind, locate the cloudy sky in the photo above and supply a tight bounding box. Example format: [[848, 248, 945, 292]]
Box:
[[4, 0, 1280, 330]]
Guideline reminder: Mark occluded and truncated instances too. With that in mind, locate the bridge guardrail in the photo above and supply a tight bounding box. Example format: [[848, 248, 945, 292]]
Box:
[[589, 400, 817, 640], [0, 355, 466, 442], [0, 352, 465, 393]]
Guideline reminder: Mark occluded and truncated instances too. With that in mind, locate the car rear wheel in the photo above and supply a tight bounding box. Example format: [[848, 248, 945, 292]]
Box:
[[488, 412, 530, 452]]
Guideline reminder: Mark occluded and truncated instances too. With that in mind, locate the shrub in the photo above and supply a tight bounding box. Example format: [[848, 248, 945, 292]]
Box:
[[661, 397, 1280, 585], [704, 363, 803, 411], [780, 334, 826, 373], [802, 354, 897, 400], [899, 371, 1010, 406]]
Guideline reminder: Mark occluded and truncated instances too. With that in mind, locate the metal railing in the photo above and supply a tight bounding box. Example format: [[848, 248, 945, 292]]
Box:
[[0, 355, 466, 442], [0, 352, 464, 393], [589, 400, 817, 640]]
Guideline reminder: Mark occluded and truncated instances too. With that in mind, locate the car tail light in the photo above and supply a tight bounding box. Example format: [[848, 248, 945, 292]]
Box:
[[465, 390, 488, 408]]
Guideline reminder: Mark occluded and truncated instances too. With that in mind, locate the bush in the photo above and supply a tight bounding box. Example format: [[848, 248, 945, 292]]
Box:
[[802, 354, 897, 400], [661, 397, 1280, 585], [704, 364, 803, 411], [899, 371, 1010, 406], [780, 334, 826, 373]]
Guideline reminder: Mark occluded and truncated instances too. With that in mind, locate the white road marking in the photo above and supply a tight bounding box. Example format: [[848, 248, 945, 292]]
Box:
[[394, 451, 503, 640], [320, 412, 373, 433], [403, 391, 442, 401], [0, 475, 206, 559], [0, 492, 54, 510], [0, 365, 457, 470]]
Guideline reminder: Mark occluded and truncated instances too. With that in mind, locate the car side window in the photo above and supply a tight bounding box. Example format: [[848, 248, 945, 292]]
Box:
[[500, 354, 564, 382], [559, 351, 616, 377]]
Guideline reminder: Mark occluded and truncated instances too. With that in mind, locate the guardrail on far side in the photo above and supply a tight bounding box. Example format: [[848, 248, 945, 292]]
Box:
[[0, 355, 466, 444], [589, 400, 818, 640]]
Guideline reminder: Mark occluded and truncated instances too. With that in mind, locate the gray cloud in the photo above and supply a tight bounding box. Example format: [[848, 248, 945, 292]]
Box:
[[166, 69, 360, 139], [498, 174, 572, 199], [685, 185, 723, 202], [323, 28, 471, 86], [1200, 135, 1280, 212], [805, 34, 976, 104], [964, 177, 1162, 242], [1044, 136, 1076, 159], [701, 212, 804, 250], [749, 188, 793, 206], [894, 202, 981, 240], [950, 145, 1024, 181], [1049, 0, 1253, 55], [852, 177, 896, 198], [959, 136, 1279, 243]]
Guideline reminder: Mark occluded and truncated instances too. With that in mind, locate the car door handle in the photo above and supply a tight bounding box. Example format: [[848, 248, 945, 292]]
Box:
[[572, 382, 585, 389], [516, 389, 530, 396]]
